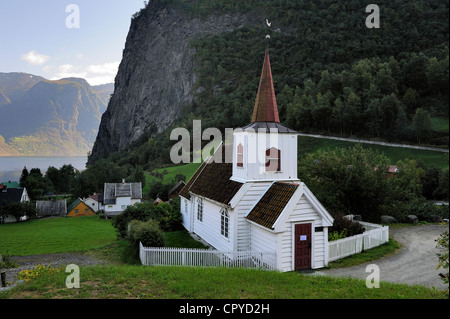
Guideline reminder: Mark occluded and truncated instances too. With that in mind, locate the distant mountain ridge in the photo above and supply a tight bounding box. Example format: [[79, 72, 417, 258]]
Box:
[[0, 72, 114, 156]]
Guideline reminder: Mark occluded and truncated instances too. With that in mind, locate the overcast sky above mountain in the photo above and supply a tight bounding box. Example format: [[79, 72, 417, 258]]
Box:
[[0, 0, 145, 86]]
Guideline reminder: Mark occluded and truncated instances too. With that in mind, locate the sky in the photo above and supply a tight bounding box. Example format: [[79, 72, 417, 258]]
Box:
[[0, 0, 146, 86]]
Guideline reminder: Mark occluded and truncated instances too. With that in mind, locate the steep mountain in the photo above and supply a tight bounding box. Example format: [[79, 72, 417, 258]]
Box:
[[89, 0, 448, 165], [0, 73, 113, 156], [90, 1, 261, 161]]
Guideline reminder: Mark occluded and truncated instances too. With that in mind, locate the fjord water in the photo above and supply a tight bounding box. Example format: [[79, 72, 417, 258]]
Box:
[[0, 156, 87, 182]]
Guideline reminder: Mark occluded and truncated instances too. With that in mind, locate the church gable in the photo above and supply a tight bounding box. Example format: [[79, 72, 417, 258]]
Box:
[[246, 182, 299, 229]]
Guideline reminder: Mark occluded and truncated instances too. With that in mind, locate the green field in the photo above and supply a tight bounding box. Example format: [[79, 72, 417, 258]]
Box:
[[143, 162, 202, 193], [298, 136, 449, 169], [0, 216, 117, 256], [431, 117, 449, 133]]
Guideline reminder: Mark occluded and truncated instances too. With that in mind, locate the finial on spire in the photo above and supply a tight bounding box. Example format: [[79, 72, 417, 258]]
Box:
[[265, 19, 272, 47]]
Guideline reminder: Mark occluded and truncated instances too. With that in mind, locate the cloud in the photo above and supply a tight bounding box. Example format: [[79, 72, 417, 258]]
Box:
[[86, 62, 120, 76], [49, 62, 119, 86], [21, 50, 50, 65], [51, 64, 87, 79]]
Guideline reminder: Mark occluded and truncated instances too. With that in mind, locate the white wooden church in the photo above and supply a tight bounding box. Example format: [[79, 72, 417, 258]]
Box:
[[179, 50, 334, 272]]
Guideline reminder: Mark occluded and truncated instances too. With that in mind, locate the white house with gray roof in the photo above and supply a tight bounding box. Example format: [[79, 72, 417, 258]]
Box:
[[103, 179, 142, 217]]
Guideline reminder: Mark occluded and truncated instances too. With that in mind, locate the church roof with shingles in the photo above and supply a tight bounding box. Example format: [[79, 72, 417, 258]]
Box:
[[246, 182, 299, 229]]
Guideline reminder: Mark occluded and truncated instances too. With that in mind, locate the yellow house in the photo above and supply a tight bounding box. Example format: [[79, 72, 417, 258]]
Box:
[[67, 198, 96, 217]]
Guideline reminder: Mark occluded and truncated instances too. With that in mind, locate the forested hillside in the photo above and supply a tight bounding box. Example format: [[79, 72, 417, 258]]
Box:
[[90, 0, 448, 168]]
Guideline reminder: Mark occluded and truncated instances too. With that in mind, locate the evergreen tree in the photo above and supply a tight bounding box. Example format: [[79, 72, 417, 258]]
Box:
[[19, 167, 29, 187]]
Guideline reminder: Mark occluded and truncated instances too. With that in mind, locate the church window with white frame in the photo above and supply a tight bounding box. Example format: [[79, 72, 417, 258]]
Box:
[[220, 208, 229, 238], [197, 198, 203, 222]]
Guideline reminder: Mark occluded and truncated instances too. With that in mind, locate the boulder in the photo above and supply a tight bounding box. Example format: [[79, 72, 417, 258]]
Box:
[[380, 215, 398, 224], [406, 215, 419, 224]]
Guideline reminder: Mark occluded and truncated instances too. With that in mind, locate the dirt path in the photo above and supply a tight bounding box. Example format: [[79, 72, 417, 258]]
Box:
[[319, 224, 448, 290], [3, 253, 105, 285]]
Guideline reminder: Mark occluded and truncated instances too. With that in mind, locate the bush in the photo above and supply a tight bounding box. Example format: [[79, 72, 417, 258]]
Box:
[[329, 213, 365, 240], [436, 225, 449, 295], [112, 201, 183, 239], [127, 219, 164, 250]]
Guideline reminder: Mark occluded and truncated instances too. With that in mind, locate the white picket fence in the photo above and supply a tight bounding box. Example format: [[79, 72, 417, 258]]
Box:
[[139, 243, 277, 271], [328, 222, 389, 262]]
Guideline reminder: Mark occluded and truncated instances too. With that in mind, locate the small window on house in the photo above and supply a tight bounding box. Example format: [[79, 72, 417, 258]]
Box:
[[220, 208, 229, 238], [75, 209, 79, 213], [197, 198, 203, 222], [237, 143, 244, 168], [121, 205, 126, 210], [265, 147, 281, 172], [184, 199, 188, 215], [85, 209, 89, 213]]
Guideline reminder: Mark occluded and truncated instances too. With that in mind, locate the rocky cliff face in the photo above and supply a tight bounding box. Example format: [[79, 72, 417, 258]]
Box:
[[90, 2, 259, 161]]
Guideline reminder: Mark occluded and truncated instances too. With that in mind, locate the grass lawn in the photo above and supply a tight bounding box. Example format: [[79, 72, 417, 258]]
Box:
[[0, 216, 117, 256], [0, 264, 445, 299]]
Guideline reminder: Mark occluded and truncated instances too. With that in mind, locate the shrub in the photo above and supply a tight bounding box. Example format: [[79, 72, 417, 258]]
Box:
[[112, 201, 183, 239], [329, 213, 365, 239], [127, 219, 165, 250], [112, 202, 158, 239], [395, 199, 449, 222], [155, 202, 183, 232], [436, 224, 449, 296]]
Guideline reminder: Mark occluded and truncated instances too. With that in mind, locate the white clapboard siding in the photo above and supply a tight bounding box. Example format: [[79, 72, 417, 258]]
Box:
[[235, 182, 272, 251], [191, 196, 233, 252]]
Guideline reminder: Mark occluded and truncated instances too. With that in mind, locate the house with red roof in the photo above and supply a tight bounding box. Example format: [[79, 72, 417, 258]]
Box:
[[179, 50, 334, 272]]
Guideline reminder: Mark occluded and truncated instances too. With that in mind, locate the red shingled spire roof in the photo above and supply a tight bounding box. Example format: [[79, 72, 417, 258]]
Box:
[[251, 49, 280, 123]]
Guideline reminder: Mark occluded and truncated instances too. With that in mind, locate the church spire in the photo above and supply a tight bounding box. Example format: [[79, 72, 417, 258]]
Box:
[[251, 49, 280, 123]]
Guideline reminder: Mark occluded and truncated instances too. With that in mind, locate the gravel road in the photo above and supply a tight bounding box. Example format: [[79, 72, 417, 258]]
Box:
[[318, 224, 449, 291]]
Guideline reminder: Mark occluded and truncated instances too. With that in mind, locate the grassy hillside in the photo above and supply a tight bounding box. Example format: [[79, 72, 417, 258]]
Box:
[[143, 162, 201, 194]]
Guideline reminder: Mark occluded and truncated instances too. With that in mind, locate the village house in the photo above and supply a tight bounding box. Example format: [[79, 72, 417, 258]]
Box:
[[84, 193, 103, 212], [67, 198, 96, 217], [103, 180, 142, 217], [0, 183, 30, 223], [179, 50, 334, 272]]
